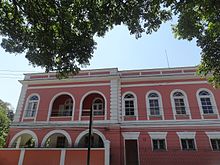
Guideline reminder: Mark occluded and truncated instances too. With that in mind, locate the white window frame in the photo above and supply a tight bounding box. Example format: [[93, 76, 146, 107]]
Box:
[[146, 91, 164, 120], [22, 94, 40, 121], [206, 132, 220, 151], [92, 97, 104, 116], [196, 88, 219, 119], [170, 89, 191, 119], [122, 92, 138, 120], [148, 132, 167, 151], [177, 132, 197, 150]]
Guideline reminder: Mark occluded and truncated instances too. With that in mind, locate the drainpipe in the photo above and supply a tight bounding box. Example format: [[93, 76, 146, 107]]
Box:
[[87, 107, 93, 165]]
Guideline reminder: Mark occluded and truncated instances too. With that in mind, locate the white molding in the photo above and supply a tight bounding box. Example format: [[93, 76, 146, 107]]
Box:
[[148, 132, 168, 151], [47, 92, 75, 121], [176, 132, 196, 139], [22, 93, 40, 122], [110, 79, 120, 121], [122, 132, 140, 140], [122, 91, 138, 120], [148, 132, 167, 139], [41, 130, 72, 147], [206, 132, 220, 139], [79, 91, 107, 120], [28, 83, 110, 90], [60, 149, 66, 165], [121, 81, 207, 88], [18, 149, 25, 165], [14, 84, 28, 122], [196, 88, 219, 119], [9, 130, 39, 148], [146, 90, 164, 120], [74, 129, 107, 147], [170, 89, 191, 120]]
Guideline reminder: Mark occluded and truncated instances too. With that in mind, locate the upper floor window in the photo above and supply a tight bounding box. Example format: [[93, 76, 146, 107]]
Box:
[[147, 92, 162, 116], [173, 92, 186, 114], [198, 90, 214, 114], [92, 98, 104, 115], [124, 94, 135, 116], [181, 139, 196, 150], [51, 94, 74, 117], [25, 95, 39, 118], [210, 139, 220, 151]]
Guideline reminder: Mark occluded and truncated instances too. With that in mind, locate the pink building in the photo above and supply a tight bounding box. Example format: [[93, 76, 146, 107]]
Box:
[[5, 66, 220, 165]]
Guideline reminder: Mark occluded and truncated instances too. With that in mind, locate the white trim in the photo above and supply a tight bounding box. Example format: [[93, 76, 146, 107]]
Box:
[[79, 91, 107, 120], [177, 132, 197, 150], [60, 149, 66, 165], [122, 132, 140, 140], [22, 93, 40, 122], [206, 132, 220, 139], [28, 83, 110, 90], [122, 133, 140, 165], [9, 130, 39, 148], [206, 132, 220, 151], [74, 129, 107, 147], [122, 92, 138, 120], [170, 89, 191, 119], [47, 92, 75, 121], [14, 84, 28, 122], [18, 149, 25, 165], [196, 88, 219, 119], [146, 90, 164, 120], [121, 81, 207, 88], [148, 132, 167, 139], [41, 130, 72, 147]]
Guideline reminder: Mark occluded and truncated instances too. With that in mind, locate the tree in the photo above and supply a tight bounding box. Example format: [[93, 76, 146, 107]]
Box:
[[0, 1, 219, 86], [0, 105, 10, 148]]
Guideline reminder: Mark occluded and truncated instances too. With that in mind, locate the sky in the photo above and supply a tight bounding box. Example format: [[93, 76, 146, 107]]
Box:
[[0, 20, 201, 110]]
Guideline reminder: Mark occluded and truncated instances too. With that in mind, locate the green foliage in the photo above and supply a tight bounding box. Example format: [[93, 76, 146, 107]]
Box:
[[0, 1, 219, 86], [0, 106, 10, 148]]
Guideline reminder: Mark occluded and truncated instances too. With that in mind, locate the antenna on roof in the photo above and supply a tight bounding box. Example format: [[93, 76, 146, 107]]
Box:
[[165, 49, 170, 68]]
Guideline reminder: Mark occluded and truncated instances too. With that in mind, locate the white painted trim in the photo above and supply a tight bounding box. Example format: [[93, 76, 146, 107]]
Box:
[[146, 90, 164, 120], [9, 130, 39, 148], [206, 132, 220, 139], [79, 91, 107, 120], [177, 132, 197, 150], [176, 132, 196, 139], [122, 134, 140, 165], [41, 130, 72, 147], [122, 132, 140, 140], [196, 88, 219, 119], [60, 149, 66, 165], [18, 149, 25, 165], [170, 89, 191, 119], [47, 92, 75, 121], [22, 93, 40, 122], [148, 132, 167, 139], [28, 83, 110, 90], [122, 92, 138, 120], [14, 84, 28, 122], [74, 129, 107, 147], [121, 81, 207, 88], [105, 140, 110, 165]]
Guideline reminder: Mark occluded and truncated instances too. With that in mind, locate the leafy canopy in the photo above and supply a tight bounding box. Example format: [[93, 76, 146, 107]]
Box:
[[0, 0, 219, 86]]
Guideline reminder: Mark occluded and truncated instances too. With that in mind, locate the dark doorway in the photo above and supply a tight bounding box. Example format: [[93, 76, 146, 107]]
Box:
[[125, 140, 139, 165]]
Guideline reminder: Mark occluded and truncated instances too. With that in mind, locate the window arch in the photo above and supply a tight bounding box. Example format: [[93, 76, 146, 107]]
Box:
[[146, 91, 163, 119], [24, 94, 39, 118], [122, 92, 138, 119], [171, 90, 190, 118], [197, 89, 218, 116]]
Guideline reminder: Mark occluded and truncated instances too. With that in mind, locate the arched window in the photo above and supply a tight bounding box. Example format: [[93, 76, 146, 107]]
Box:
[[147, 93, 161, 116], [92, 98, 104, 115], [172, 91, 187, 115], [124, 94, 135, 116], [25, 95, 39, 117], [198, 90, 214, 114]]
